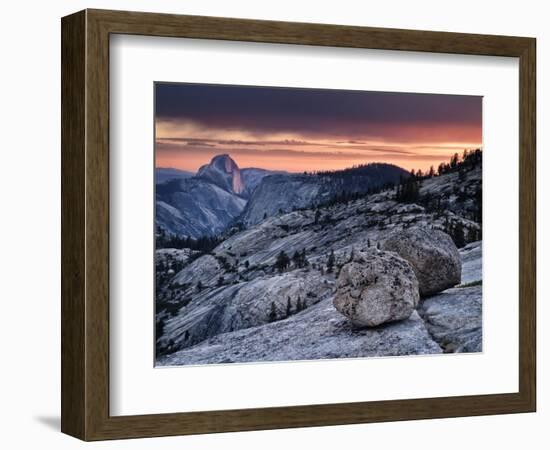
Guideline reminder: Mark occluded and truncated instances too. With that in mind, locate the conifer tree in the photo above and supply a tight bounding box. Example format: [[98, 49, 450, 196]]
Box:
[[327, 250, 335, 273], [275, 250, 290, 272], [269, 301, 278, 322], [292, 250, 301, 268]]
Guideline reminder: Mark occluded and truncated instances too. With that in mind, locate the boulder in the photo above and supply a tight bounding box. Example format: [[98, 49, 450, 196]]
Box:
[[333, 249, 419, 327], [382, 227, 461, 296]]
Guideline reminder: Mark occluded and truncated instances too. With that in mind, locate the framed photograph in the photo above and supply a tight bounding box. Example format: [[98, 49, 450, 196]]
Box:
[[61, 9, 536, 441]]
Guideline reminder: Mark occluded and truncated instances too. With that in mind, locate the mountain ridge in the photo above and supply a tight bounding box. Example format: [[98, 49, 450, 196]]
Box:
[[155, 167, 194, 184], [241, 162, 410, 226], [157, 155, 414, 239]]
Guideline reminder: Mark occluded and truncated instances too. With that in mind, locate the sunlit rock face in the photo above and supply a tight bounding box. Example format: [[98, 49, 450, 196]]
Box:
[[156, 155, 249, 239], [197, 154, 245, 195]]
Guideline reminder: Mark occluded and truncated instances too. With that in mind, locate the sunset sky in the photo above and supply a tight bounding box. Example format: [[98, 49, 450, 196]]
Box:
[[155, 83, 482, 173]]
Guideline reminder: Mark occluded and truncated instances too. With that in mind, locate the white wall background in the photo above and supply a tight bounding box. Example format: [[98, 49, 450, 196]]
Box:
[[0, 0, 547, 448]]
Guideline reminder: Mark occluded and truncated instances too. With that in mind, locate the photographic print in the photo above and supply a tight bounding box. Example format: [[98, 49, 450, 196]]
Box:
[[154, 83, 482, 366]]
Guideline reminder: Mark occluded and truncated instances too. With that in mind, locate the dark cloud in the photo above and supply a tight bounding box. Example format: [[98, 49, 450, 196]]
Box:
[[157, 143, 417, 160], [157, 137, 316, 147], [185, 141, 216, 148], [155, 82, 482, 138], [158, 137, 415, 155]]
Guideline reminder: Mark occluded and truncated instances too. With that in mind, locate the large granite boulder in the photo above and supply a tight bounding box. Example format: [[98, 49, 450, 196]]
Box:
[[333, 249, 419, 327], [382, 227, 461, 296]]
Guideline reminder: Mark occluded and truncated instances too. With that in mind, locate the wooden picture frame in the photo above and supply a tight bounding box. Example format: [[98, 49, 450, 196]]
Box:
[[61, 9, 536, 441]]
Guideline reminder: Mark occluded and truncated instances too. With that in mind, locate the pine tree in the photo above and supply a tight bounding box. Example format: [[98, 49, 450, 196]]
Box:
[[450, 152, 460, 169], [275, 250, 290, 272], [314, 209, 321, 224], [301, 248, 309, 266], [156, 320, 165, 339], [286, 297, 292, 316], [268, 302, 278, 322], [327, 250, 335, 273], [292, 250, 302, 268], [474, 186, 482, 224], [452, 221, 465, 248], [348, 246, 355, 263], [467, 227, 478, 243]]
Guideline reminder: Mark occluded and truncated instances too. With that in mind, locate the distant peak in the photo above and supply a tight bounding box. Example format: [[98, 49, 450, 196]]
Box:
[[211, 153, 236, 165], [197, 154, 244, 194], [212, 153, 231, 160]]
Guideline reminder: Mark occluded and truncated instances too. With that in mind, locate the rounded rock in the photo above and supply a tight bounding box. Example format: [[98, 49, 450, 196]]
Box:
[[333, 249, 419, 327], [382, 227, 461, 296]]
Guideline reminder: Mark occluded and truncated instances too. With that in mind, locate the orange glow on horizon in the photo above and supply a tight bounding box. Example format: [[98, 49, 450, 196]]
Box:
[[155, 142, 481, 173], [155, 111, 482, 173]]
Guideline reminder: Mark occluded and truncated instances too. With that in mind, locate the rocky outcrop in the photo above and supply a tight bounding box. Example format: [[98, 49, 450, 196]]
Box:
[[241, 168, 285, 197], [155, 156, 281, 238], [417, 285, 482, 353], [241, 163, 410, 226], [460, 241, 482, 284], [241, 174, 327, 226], [334, 250, 419, 327], [156, 178, 246, 239], [197, 154, 245, 194], [419, 163, 482, 221], [158, 269, 335, 354], [155, 248, 196, 272], [382, 227, 461, 296], [157, 297, 442, 366]]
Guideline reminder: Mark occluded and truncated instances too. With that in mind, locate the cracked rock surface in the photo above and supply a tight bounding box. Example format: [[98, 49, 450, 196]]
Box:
[[334, 249, 419, 327]]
